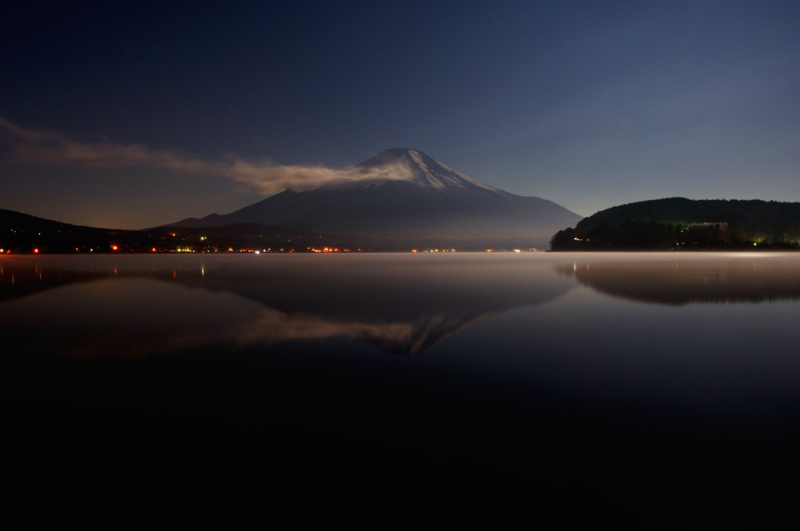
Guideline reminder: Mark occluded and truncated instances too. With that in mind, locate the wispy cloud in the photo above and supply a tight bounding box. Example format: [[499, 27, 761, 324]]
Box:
[[0, 118, 410, 193]]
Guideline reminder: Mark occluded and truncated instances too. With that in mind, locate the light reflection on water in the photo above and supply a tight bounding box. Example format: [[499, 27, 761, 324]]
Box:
[[0, 253, 575, 357], [0, 253, 797, 350], [3, 252, 800, 520], [3, 252, 800, 357], [3, 252, 800, 412]]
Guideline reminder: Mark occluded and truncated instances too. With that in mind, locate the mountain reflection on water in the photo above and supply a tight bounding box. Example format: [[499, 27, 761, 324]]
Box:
[[556, 254, 800, 304], [5, 252, 800, 523], [0, 254, 573, 358]]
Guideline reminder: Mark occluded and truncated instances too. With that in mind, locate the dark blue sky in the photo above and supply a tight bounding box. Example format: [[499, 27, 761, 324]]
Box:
[[2, 1, 799, 228]]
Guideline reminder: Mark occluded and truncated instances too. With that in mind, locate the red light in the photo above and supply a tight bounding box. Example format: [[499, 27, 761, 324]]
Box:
[[33, 248, 39, 254], [111, 245, 118, 251]]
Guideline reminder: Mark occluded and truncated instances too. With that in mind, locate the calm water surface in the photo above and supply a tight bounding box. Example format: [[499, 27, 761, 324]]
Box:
[[3, 252, 799, 522]]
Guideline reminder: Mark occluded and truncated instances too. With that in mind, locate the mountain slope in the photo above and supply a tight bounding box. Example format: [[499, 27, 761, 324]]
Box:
[[169, 148, 581, 247]]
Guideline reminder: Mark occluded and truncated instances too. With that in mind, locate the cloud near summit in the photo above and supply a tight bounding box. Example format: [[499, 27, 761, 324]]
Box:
[[0, 118, 410, 193]]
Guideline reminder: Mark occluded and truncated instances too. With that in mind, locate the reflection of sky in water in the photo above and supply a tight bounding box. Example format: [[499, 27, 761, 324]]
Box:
[[3, 253, 800, 421], [5, 252, 800, 520], [443, 286, 800, 419]]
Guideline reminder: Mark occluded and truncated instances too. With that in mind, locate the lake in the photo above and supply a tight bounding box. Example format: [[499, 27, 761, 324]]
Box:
[[3, 252, 799, 523]]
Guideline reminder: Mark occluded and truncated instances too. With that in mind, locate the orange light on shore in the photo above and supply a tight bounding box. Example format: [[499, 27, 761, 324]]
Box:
[[151, 247, 157, 252], [111, 245, 118, 251], [33, 248, 39, 254], [412, 249, 417, 253]]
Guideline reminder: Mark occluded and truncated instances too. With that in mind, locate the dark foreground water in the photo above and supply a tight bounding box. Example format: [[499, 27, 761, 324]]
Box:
[[3, 253, 799, 523]]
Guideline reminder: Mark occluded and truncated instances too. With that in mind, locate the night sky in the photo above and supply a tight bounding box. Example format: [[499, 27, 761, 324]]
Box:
[[2, 1, 799, 229]]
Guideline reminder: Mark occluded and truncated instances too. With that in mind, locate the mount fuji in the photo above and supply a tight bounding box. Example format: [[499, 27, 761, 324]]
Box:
[[167, 148, 581, 248]]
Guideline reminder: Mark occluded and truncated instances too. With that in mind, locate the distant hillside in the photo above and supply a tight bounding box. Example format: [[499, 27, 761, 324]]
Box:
[[0, 209, 363, 253], [550, 198, 800, 251]]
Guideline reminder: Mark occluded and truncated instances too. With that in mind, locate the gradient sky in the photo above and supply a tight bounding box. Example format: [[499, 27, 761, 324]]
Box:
[[2, 1, 799, 229]]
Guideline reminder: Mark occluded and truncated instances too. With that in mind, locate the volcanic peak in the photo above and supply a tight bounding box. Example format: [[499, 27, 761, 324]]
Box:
[[330, 148, 501, 193]]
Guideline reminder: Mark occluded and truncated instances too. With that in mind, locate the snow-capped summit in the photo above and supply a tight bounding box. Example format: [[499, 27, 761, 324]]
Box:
[[342, 148, 500, 192]]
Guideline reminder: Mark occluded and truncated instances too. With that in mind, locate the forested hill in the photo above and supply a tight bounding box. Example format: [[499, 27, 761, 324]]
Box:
[[0, 209, 361, 253], [550, 198, 800, 251]]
